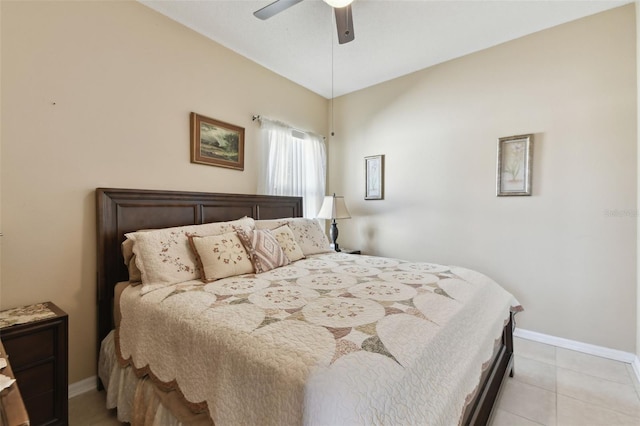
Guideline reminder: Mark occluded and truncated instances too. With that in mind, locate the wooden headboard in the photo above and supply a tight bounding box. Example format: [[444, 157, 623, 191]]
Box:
[[95, 188, 303, 354]]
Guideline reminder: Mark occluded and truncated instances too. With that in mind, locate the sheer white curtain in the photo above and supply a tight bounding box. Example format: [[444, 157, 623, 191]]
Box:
[[258, 118, 326, 218]]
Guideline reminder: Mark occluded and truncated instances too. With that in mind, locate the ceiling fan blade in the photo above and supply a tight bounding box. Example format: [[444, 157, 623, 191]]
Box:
[[334, 5, 355, 44], [254, 0, 304, 20]]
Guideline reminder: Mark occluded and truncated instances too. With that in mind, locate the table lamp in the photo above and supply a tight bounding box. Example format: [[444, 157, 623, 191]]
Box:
[[317, 193, 351, 252]]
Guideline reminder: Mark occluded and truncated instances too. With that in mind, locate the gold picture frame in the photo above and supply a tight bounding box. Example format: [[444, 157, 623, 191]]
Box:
[[190, 112, 244, 171]]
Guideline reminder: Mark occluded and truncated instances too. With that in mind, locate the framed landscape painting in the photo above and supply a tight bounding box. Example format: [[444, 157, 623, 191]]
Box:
[[190, 112, 244, 171]]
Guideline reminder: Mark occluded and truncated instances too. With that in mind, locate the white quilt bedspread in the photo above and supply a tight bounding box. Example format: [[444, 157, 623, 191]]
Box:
[[117, 253, 519, 425]]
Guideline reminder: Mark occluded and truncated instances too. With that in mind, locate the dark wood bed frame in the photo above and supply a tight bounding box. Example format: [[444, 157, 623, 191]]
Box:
[[96, 187, 513, 425]]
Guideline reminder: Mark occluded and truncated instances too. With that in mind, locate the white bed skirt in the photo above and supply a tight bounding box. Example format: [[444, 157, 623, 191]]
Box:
[[99, 330, 212, 426]]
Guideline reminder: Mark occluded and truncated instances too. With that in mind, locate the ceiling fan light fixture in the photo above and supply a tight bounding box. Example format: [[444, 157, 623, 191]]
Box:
[[323, 0, 353, 8]]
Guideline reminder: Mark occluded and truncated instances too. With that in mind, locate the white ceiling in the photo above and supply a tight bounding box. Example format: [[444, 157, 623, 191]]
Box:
[[140, 0, 630, 99]]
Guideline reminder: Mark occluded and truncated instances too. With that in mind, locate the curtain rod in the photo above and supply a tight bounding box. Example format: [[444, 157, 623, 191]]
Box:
[[252, 115, 326, 141]]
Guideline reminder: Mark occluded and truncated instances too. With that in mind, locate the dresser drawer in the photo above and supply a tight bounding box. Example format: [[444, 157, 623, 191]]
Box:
[[14, 361, 55, 397], [3, 327, 55, 369], [24, 390, 56, 426]]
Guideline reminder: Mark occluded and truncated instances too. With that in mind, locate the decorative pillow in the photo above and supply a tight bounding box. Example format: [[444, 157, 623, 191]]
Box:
[[188, 232, 254, 282], [236, 229, 290, 273], [121, 238, 142, 284], [270, 225, 305, 262], [285, 218, 332, 255], [127, 254, 143, 284], [126, 217, 255, 294], [255, 218, 332, 256], [255, 219, 289, 231], [122, 238, 134, 264]]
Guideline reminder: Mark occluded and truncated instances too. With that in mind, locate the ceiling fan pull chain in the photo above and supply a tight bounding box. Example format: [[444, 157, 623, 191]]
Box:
[[331, 13, 335, 137]]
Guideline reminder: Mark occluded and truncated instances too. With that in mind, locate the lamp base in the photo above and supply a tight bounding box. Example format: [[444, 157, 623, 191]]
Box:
[[329, 220, 341, 252]]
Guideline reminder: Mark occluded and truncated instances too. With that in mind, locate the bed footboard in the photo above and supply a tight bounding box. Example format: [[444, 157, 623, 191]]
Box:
[[462, 311, 514, 425]]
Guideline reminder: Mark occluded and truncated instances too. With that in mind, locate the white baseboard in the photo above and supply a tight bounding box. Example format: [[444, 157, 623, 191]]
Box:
[[514, 327, 640, 384], [633, 357, 640, 382], [68, 375, 97, 399]]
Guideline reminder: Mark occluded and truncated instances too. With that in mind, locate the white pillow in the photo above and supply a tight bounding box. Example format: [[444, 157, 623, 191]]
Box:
[[126, 217, 255, 294]]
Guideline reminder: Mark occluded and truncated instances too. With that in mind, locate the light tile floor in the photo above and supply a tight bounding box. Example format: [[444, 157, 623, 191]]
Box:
[[492, 337, 640, 426], [69, 387, 120, 425], [69, 337, 640, 425]]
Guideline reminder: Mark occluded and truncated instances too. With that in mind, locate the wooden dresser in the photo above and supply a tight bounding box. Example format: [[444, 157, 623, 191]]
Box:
[[0, 302, 68, 425]]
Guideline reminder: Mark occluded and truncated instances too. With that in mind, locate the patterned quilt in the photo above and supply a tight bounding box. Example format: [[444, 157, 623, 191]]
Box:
[[117, 253, 519, 425]]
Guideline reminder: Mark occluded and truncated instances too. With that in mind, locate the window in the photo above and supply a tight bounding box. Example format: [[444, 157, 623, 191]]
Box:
[[258, 119, 326, 218]]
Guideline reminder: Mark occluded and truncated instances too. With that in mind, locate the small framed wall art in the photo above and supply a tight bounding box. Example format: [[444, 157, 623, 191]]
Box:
[[365, 154, 384, 200], [190, 112, 245, 171], [496, 134, 533, 196]]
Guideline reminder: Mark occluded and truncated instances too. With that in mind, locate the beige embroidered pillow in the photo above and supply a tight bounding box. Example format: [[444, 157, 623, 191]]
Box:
[[236, 229, 290, 273], [270, 225, 305, 262], [255, 219, 289, 231], [126, 217, 255, 294], [189, 232, 254, 282], [286, 218, 332, 255], [255, 218, 332, 256]]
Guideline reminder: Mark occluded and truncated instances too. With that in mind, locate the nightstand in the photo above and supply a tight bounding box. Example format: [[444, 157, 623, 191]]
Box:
[[0, 302, 68, 425], [340, 249, 361, 255]]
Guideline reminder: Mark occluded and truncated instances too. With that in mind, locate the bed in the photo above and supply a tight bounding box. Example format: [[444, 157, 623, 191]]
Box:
[[96, 187, 519, 425]]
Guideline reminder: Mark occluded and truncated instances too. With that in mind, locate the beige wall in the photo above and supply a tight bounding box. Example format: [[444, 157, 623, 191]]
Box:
[[330, 5, 637, 352], [0, 0, 327, 382]]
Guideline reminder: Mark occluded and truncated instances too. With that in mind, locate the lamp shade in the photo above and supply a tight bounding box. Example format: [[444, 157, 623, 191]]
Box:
[[317, 194, 351, 220], [323, 0, 354, 8]]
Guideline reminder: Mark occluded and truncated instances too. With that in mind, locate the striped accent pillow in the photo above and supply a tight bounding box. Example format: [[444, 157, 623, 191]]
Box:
[[236, 229, 290, 273]]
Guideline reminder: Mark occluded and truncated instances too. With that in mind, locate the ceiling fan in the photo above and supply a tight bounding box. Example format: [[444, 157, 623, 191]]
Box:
[[254, 0, 355, 44]]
